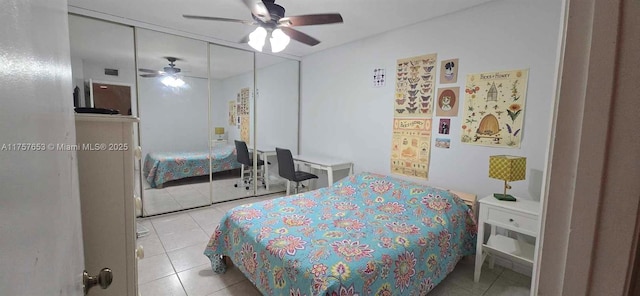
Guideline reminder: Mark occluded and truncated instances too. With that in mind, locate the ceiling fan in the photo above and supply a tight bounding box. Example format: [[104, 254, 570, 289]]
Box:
[[138, 57, 182, 78], [138, 57, 186, 87], [183, 0, 343, 52]]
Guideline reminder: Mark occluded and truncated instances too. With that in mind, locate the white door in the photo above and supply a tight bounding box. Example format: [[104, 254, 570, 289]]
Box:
[[0, 1, 85, 295]]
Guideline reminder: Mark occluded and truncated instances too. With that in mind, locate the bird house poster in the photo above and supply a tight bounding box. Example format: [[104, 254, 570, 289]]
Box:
[[391, 53, 436, 179], [461, 69, 529, 148]]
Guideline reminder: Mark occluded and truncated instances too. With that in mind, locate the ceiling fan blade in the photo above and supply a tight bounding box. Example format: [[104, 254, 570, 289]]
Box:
[[140, 73, 161, 78], [138, 68, 159, 73], [183, 15, 256, 25], [279, 13, 343, 27], [240, 0, 271, 22], [280, 27, 320, 46], [239, 33, 251, 44]]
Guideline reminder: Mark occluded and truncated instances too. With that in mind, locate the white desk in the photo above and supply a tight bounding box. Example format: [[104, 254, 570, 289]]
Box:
[[292, 154, 354, 187], [248, 145, 276, 191]]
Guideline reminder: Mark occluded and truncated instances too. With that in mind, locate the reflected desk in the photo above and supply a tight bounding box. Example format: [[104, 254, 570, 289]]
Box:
[[292, 154, 354, 190], [248, 145, 276, 191]]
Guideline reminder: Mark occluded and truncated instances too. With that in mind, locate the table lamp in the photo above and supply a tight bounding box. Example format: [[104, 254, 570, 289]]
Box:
[[489, 155, 526, 201], [214, 127, 225, 141]]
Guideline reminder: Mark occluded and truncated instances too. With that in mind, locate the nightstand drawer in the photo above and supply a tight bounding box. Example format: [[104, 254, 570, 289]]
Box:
[[486, 206, 537, 234]]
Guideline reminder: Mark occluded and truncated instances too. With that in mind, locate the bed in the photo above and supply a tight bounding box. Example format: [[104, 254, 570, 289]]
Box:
[[143, 144, 241, 188], [204, 172, 477, 295]]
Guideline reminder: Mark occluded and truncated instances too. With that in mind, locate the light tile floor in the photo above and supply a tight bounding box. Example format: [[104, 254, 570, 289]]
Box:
[[136, 194, 531, 296], [142, 172, 287, 216]]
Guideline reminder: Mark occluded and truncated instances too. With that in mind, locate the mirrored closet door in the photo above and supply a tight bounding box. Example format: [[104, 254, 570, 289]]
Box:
[[68, 15, 136, 114], [208, 44, 256, 202], [254, 53, 300, 196], [69, 14, 301, 215], [136, 28, 211, 215], [68, 14, 143, 211]]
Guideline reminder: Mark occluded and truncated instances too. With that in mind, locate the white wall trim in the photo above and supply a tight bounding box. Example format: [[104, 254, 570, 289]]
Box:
[[532, 0, 569, 294]]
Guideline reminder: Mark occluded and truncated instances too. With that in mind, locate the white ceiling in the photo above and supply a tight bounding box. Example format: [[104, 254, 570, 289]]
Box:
[[68, 0, 495, 58], [69, 14, 291, 80]]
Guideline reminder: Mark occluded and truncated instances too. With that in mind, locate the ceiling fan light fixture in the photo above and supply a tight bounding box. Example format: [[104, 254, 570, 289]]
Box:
[[270, 28, 290, 53], [248, 26, 267, 52], [161, 76, 185, 88]]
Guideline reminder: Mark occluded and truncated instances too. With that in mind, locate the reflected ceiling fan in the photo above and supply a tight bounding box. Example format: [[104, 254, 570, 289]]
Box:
[[138, 57, 182, 78], [183, 0, 343, 52], [138, 57, 186, 87]]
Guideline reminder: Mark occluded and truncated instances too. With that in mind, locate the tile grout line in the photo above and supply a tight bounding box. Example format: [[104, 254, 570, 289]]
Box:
[[137, 194, 281, 295], [152, 212, 225, 295], [480, 266, 505, 296], [144, 217, 190, 296]]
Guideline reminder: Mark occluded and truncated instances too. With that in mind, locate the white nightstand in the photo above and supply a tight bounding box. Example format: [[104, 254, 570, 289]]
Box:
[[474, 195, 540, 282], [211, 139, 228, 147]]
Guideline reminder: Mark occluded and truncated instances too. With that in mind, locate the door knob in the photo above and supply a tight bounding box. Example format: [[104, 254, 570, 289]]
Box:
[[83, 268, 113, 295], [136, 245, 145, 259]]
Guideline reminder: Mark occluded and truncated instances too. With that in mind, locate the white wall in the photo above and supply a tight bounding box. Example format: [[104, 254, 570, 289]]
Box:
[[139, 76, 209, 156], [82, 60, 136, 85], [210, 79, 226, 137], [214, 71, 253, 144], [213, 61, 299, 153], [256, 59, 299, 152], [299, 0, 562, 200]]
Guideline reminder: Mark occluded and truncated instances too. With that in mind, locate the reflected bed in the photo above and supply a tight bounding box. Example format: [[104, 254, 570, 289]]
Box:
[[204, 172, 477, 295], [143, 144, 241, 188]]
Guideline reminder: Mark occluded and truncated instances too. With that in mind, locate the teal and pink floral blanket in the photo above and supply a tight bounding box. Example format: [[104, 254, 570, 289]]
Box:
[[204, 172, 477, 295], [143, 144, 241, 188]]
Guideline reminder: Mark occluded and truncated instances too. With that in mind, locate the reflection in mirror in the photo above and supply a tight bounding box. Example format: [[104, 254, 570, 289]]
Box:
[[68, 15, 136, 115], [137, 28, 211, 215], [68, 15, 143, 215], [209, 44, 255, 202], [255, 53, 300, 195]]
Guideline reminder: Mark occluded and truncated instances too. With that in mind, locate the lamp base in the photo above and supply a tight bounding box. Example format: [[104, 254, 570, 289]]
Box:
[[493, 193, 517, 201]]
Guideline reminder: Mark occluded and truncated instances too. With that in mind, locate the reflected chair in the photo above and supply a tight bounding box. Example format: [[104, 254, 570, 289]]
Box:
[[234, 140, 266, 190], [276, 147, 318, 195]]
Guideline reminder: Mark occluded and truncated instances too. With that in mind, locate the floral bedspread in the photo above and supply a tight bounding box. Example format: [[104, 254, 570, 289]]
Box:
[[204, 172, 477, 296], [143, 144, 241, 188]]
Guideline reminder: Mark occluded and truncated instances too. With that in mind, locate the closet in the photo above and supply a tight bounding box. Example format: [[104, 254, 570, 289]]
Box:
[[68, 13, 301, 217]]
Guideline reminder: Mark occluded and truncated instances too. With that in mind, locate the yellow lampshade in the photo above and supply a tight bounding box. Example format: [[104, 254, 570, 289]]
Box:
[[489, 155, 526, 181], [214, 127, 225, 135], [489, 155, 526, 201]]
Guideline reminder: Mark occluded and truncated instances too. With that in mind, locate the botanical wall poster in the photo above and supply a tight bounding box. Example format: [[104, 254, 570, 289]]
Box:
[[394, 53, 437, 117], [240, 115, 250, 144], [391, 118, 432, 179], [228, 101, 236, 126], [461, 69, 529, 148], [440, 58, 459, 84], [391, 53, 437, 179], [237, 87, 250, 116], [435, 87, 460, 117], [236, 104, 241, 128]]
